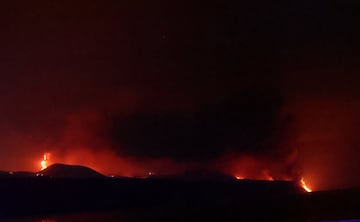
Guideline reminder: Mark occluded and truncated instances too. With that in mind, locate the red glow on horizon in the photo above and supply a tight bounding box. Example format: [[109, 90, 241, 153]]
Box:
[[34, 148, 193, 178]]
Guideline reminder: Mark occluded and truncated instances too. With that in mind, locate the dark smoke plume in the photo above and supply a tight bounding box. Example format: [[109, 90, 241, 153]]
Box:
[[110, 90, 295, 163]]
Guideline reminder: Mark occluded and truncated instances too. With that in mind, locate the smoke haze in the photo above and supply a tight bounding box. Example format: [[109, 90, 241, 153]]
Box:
[[0, 0, 360, 190]]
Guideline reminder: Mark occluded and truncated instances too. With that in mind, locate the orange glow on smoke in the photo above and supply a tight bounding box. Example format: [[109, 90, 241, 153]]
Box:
[[300, 177, 312, 192], [262, 169, 274, 181], [40, 153, 50, 170], [267, 176, 274, 181]]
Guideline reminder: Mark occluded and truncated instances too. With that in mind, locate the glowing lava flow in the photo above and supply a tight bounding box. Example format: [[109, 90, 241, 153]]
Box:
[[40, 153, 50, 170], [300, 178, 312, 192], [235, 175, 244, 180], [234, 174, 312, 192]]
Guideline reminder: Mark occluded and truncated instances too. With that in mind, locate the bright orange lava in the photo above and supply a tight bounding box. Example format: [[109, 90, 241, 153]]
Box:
[[40, 153, 50, 170], [235, 175, 244, 180], [300, 178, 312, 192], [267, 176, 274, 181]]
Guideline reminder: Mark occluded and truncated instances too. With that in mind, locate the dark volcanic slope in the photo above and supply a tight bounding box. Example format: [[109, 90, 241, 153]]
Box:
[[40, 163, 105, 178], [0, 174, 359, 221], [152, 168, 240, 181], [0, 177, 302, 220]]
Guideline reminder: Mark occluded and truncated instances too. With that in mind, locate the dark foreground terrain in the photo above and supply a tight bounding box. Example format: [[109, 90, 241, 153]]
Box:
[[0, 177, 359, 222]]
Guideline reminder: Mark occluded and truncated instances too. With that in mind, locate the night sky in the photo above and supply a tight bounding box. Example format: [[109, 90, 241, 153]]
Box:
[[1, 0, 360, 190]]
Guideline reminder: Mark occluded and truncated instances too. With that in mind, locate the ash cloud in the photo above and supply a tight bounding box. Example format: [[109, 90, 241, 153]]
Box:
[[110, 89, 296, 163]]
